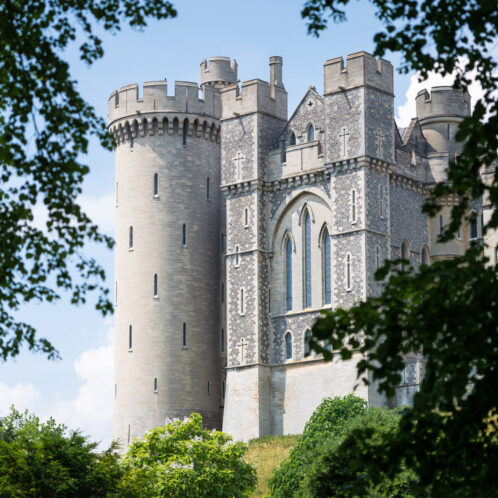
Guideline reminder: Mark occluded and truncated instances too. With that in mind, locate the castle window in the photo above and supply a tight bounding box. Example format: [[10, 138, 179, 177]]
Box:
[[307, 124, 315, 142], [221, 328, 224, 353], [130, 137, 134, 149], [207, 381, 210, 394], [154, 378, 158, 393], [457, 225, 462, 240], [182, 224, 187, 247], [285, 237, 293, 311], [376, 245, 381, 269], [304, 330, 312, 356], [346, 254, 352, 290], [221, 283, 225, 303], [289, 132, 296, 146], [304, 211, 312, 308], [153, 273, 158, 298], [351, 190, 357, 224], [322, 229, 331, 305], [239, 288, 245, 315], [401, 241, 409, 272], [183, 323, 187, 347], [221, 233, 225, 253], [421, 246, 430, 265], [379, 186, 384, 218], [244, 208, 249, 227], [129, 226, 133, 250], [182, 119, 188, 146], [235, 246, 240, 267], [285, 332, 292, 360], [153, 173, 158, 196], [470, 213, 478, 239], [439, 215, 443, 236], [128, 325, 132, 350], [206, 177, 210, 200]]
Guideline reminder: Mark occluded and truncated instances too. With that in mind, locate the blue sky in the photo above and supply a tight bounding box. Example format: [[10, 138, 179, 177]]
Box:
[[0, 0, 444, 448]]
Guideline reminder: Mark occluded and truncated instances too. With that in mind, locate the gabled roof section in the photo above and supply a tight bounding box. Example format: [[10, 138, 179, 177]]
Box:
[[401, 118, 425, 147], [278, 86, 324, 142]]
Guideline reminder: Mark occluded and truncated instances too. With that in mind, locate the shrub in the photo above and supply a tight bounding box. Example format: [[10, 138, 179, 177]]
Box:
[[299, 407, 419, 497], [0, 407, 122, 497], [268, 395, 367, 497], [119, 413, 257, 497]]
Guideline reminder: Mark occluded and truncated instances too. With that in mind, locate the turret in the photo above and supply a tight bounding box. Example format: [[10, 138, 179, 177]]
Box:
[[200, 56, 238, 89]]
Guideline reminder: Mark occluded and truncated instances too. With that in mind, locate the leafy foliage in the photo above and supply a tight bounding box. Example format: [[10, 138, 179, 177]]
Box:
[[300, 407, 419, 497], [300, 0, 498, 494], [0, 0, 176, 360], [119, 413, 257, 497], [268, 395, 367, 497], [0, 407, 122, 497]]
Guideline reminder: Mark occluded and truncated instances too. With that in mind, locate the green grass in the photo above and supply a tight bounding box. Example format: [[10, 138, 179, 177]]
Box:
[[246, 434, 301, 497]]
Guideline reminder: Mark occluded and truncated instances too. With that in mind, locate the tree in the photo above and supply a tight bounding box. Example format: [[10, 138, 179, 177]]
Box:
[[118, 413, 257, 498], [268, 395, 367, 497], [0, 0, 177, 360], [301, 407, 419, 497], [0, 407, 123, 497], [300, 0, 498, 495]]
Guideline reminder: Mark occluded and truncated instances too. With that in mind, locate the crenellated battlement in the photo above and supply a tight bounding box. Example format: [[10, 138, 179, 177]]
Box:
[[108, 80, 221, 125], [220, 56, 287, 121], [324, 51, 393, 95], [200, 56, 238, 89], [416, 86, 470, 123]]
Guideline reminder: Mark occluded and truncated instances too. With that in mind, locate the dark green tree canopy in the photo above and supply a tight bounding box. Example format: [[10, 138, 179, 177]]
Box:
[[0, 0, 176, 360]]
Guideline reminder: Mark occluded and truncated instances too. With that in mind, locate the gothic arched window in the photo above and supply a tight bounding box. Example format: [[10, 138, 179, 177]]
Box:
[[304, 211, 312, 308], [421, 246, 430, 265], [285, 332, 292, 360], [182, 323, 187, 347], [289, 132, 296, 146], [153, 273, 158, 297], [322, 229, 331, 305], [307, 124, 314, 142], [128, 325, 132, 350], [304, 329, 312, 356], [285, 237, 293, 311], [346, 254, 352, 290], [129, 226, 133, 249], [351, 189, 357, 223]]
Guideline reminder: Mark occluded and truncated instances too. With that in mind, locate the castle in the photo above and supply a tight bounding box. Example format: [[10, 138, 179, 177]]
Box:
[[108, 52, 485, 448]]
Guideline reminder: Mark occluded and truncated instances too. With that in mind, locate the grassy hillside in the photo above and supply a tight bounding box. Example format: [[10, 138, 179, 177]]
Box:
[[246, 434, 301, 497]]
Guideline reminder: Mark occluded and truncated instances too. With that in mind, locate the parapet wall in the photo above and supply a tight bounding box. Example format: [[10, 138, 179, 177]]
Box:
[[220, 79, 287, 121], [108, 81, 221, 124], [324, 51, 393, 95], [201, 56, 238, 88], [416, 86, 470, 122]]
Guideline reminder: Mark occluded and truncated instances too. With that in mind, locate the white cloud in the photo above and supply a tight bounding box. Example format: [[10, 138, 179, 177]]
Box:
[[396, 61, 485, 128], [51, 319, 114, 449], [0, 381, 41, 416]]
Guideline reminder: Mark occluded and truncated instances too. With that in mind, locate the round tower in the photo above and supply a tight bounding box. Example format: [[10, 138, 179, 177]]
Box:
[[200, 56, 238, 89], [108, 64, 234, 449], [416, 86, 472, 261]]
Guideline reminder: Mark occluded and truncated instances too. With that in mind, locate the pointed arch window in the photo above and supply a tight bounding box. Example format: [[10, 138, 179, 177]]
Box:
[[235, 246, 240, 267], [206, 177, 210, 200], [153, 273, 158, 297], [351, 190, 357, 224], [289, 132, 296, 146], [128, 325, 133, 350], [153, 173, 158, 196], [304, 212, 312, 308], [182, 323, 187, 347], [470, 212, 478, 239], [285, 332, 292, 360], [285, 237, 293, 311], [322, 229, 331, 305], [421, 246, 430, 265], [307, 124, 315, 142], [182, 224, 187, 247], [129, 226, 133, 249], [304, 330, 312, 356]]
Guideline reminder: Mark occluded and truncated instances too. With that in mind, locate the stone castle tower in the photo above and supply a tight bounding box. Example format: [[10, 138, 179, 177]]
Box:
[[109, 52, 487, 448]]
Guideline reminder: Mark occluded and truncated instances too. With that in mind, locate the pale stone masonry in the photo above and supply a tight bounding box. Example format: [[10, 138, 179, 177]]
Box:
[[108, 52, 493, 447]]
